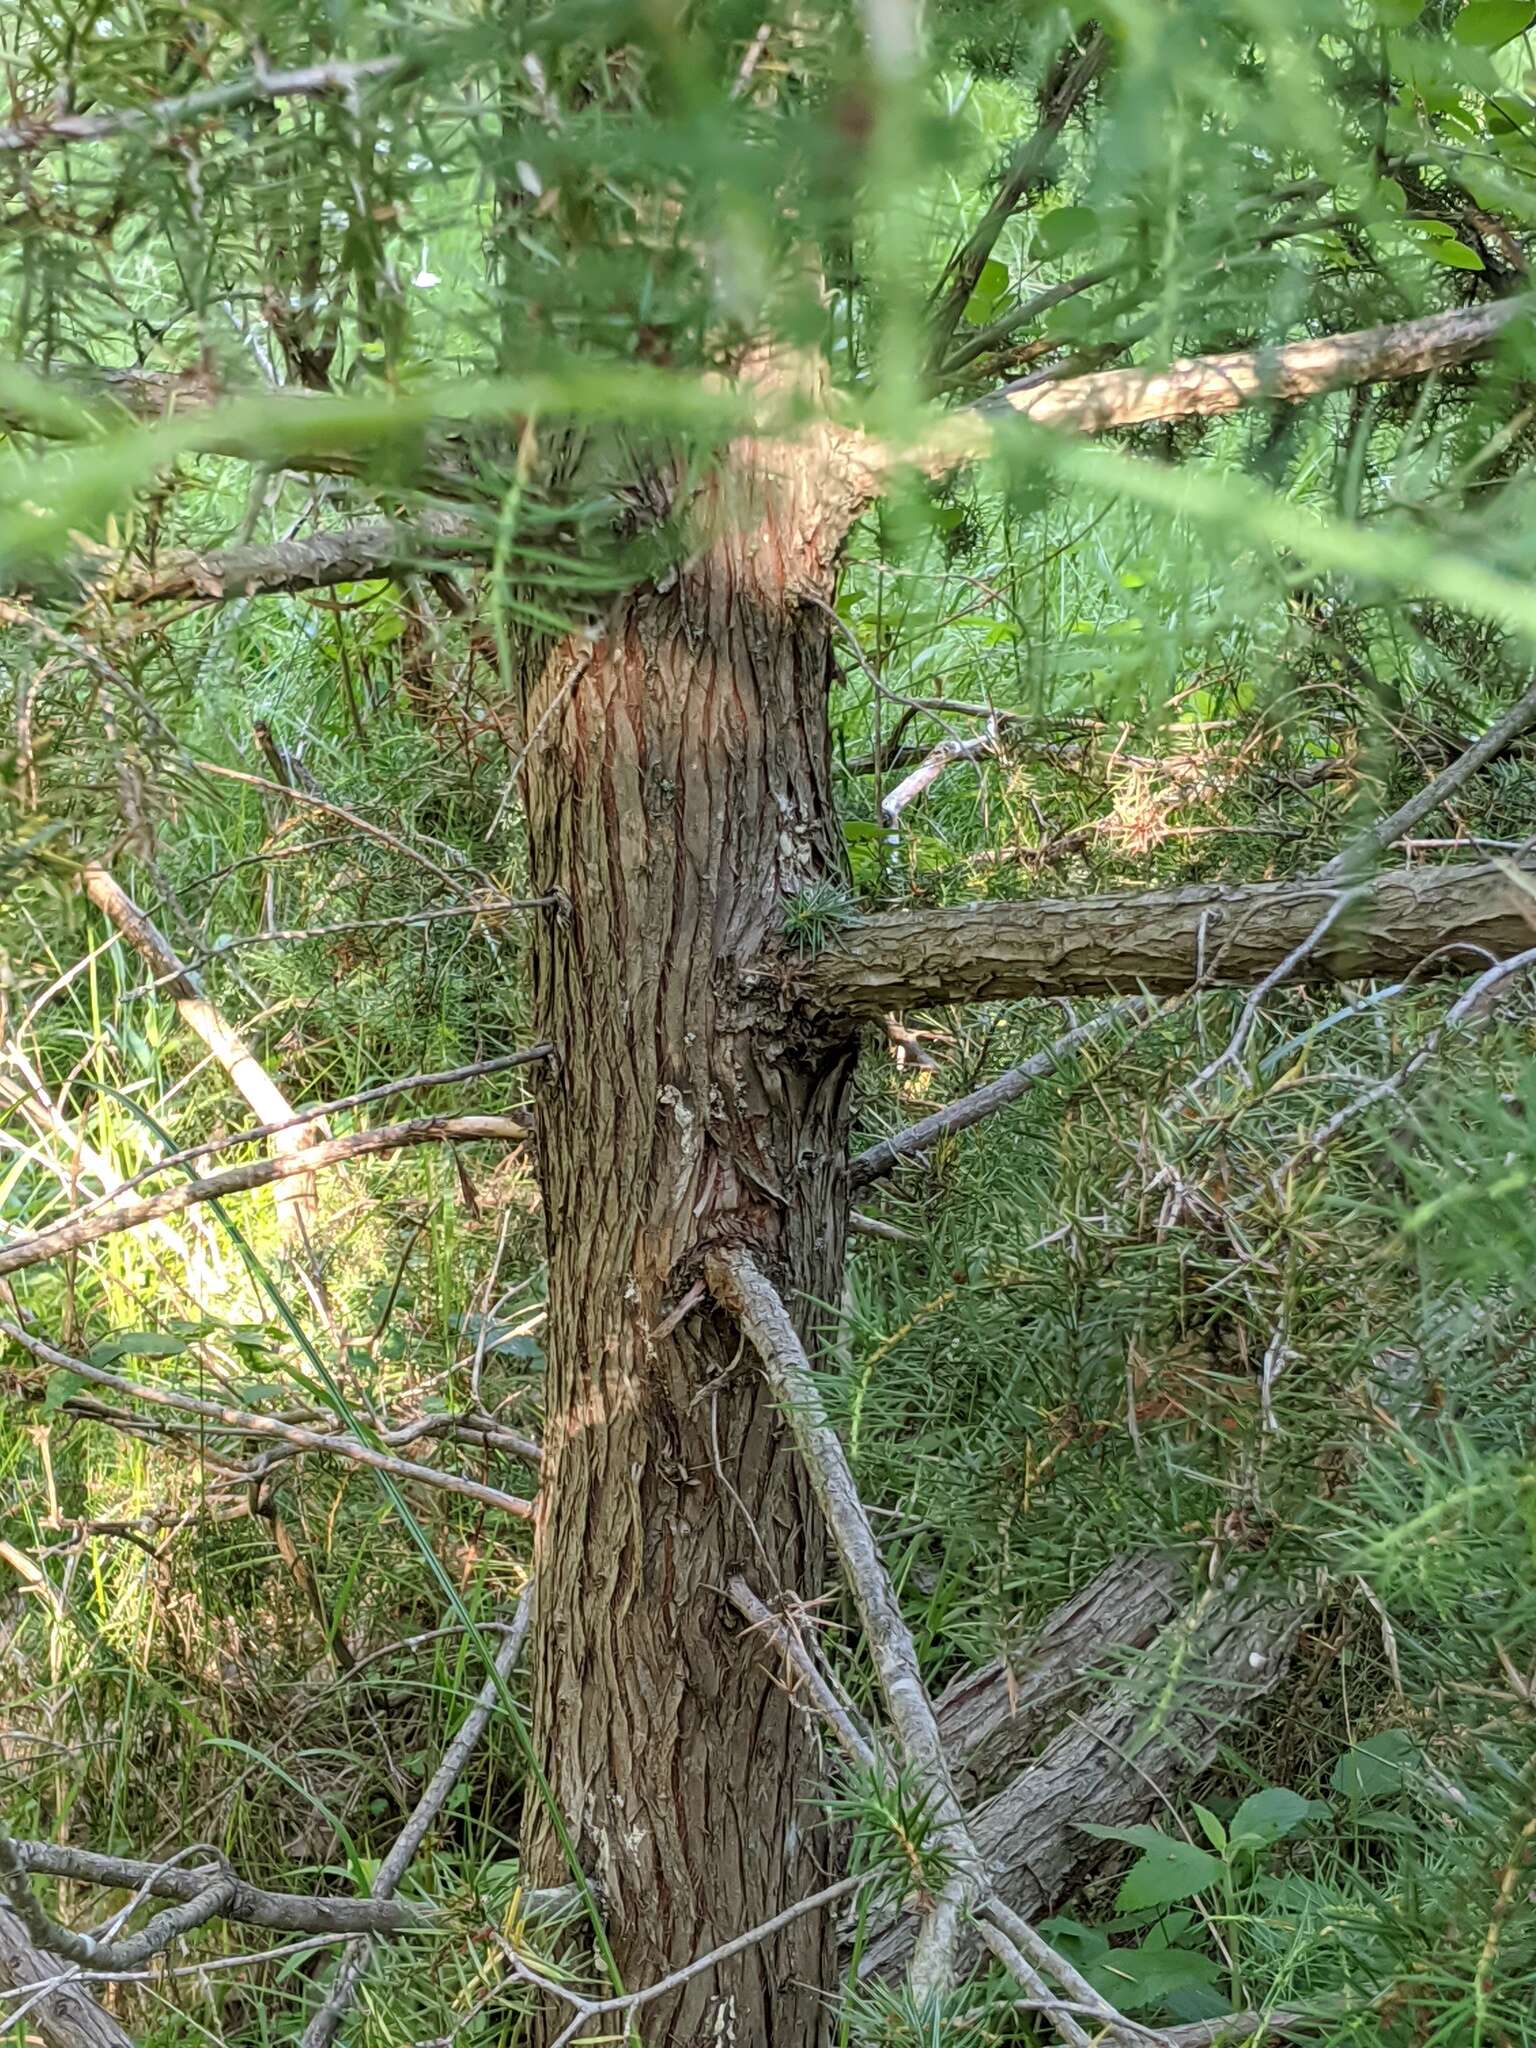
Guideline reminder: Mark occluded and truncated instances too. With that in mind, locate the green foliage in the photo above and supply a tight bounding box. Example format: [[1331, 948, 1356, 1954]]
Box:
[[5, 0, 1536, 2041]]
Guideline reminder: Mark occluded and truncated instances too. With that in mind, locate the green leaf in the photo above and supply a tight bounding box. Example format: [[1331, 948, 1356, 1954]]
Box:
[[1036, 205, 1098, 257], [1331, 1730, 1419, 1802], [1229, 1787, 1327, 1849], [1192, 1803, 1228, 1852], [1088, 1942, 1224, 2013], [41, 1370, 85, 1414], [1371, 0, 1424, 19], [962, 257, 1010, 325], [1453, 1, 1535, 47], [88, 1332, 189, 1365], [1430, 238, 1486, 267], [1114, 1834, 1224, 1911]]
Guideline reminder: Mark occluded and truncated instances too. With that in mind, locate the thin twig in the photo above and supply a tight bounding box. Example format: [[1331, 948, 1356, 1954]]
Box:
[[298, 1591, 536, 2048], [1, 1320, 535, 1518], [1322, 673, 1536, 879], [726, 1575, 879, 1773], [0, 1114, 529, 1278]]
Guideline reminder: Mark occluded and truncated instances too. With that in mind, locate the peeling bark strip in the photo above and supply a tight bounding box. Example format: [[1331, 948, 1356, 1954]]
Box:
[[517, 388, 868, 2045], [801, 857, 1536, 1012]]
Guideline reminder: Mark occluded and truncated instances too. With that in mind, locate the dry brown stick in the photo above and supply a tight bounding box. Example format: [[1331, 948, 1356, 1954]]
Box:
[[0, 1113, 528, 1278], [1321, 673, 1536, 879], [878, 724, 999, 826], [0, 1320, 535, 1519], [850, 1006, 1140, 1188], [82, 864, 319, 1237], [298, 1590, 536, 2048]]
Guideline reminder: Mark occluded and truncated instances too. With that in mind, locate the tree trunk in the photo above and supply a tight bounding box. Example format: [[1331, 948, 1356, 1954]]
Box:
[[517, 404, 867, 2044]]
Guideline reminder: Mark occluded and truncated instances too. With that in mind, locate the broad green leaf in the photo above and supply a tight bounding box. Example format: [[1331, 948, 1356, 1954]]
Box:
[[1036, 205, 1099, 257], [1088, 1943, 1224, 2014], [88, 1332, 190, 1365], [41, 1370, 86, 1414], [1331, 1730, 1419, 1802], [1114, 1834, 1224, 1911], [1229, 1787, 1328, 1849], [962, 257, 1010, 325], [1371, 0, 1425, 20], [1430, 238, 1486, 267], [1192, 1803, 1228, 1852], [1453, 1, 1536, 46]]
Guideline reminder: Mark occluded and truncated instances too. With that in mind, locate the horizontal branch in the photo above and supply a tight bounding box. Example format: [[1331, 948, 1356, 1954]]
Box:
[[0, 57, 406, 155], [7, 1841, 429, 1936], [796, 858, 1536, 1013], [99, 512, 485, 605], [976, 293, 1533, 439], [2, 1320, 535, 1518], [0, 1114, 527, 1278]]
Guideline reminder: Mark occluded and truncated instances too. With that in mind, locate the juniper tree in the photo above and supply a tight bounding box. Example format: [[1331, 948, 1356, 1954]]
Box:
[[5, 3, 1536, 2045]]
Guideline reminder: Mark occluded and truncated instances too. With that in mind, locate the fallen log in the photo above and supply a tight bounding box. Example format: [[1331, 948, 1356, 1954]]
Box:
[[864, 1571, 1309, 1979]]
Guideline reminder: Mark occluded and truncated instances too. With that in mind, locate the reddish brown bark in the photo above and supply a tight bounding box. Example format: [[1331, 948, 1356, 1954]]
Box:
[[517, 400, 868, 2043]]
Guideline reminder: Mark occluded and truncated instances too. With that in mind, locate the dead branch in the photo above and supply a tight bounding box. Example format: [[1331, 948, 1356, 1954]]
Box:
[[43, 1044, 547, 1232], [97, 513, 484, 606], [850, 1006, 1142, 1188], [0, 1832, 235, 1969], [726, 1575, 879, 1773], [975, 293, 1532, 440], [1, 1320, 535, 1518], [297, 1590, 536, 2048], [860, 1573, 1308, 1983], [797, 857, 1536, 1014], [0, 57, 406, 154], [0, 1114, 530, 1278], [925, 28, 1110, 372], [82, 865, 318, 1236], [706, 1245, 980, 1997], [0, 1906, 136, 2048], [1322, 672, 1536, 878]]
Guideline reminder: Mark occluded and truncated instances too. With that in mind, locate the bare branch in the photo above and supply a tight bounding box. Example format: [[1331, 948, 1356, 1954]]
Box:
[[44, 1045, 547, 1232], [705, 1245, 978, 1996], [0, 1115, 529, 1279], [726, 1575, 879, 1773], [796, 858, 1536, 1014], [0, 57, 406, 155], [297, 1592, 536, 2048], [850, 1006, 1141, 1188], [0, 1320, 536, 1519], [82, 865, 318, 1235], [4, 1844, 429, 1939], [0, 1905, 136, 2048], [0, 1832, 235, 1970], [925, 27, 1109, 371], [975, 294, 1532, 439], [1322, 672, 1536, 879], [97, 513, 484, 606]]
